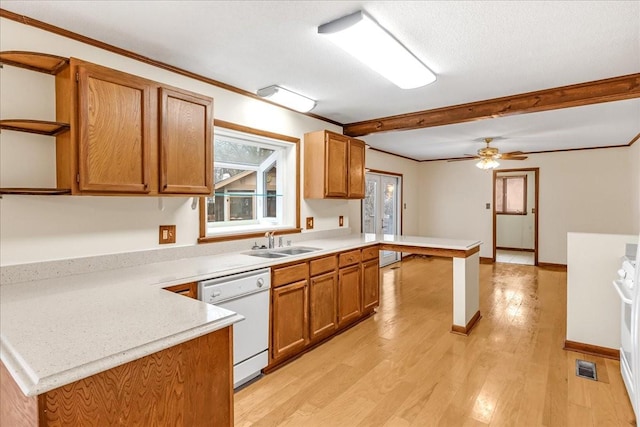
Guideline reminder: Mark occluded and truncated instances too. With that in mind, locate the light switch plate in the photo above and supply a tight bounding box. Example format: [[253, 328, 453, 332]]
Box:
[[159, 225, 176, 244], [339, 216, 344, 227], [306, 217, 314, 229]]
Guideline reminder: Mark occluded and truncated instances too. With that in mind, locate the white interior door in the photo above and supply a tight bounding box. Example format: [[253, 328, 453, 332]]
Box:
[[363, 173, 401, 267]]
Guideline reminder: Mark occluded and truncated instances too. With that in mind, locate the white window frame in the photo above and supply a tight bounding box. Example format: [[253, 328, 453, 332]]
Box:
[[202, 126, 295, 238]]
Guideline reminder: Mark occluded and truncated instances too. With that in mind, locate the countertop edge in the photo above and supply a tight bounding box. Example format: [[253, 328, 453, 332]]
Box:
[[3, 313, 244, 397]]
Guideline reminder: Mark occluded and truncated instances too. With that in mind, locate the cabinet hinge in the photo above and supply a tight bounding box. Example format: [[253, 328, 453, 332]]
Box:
[[76, 174, 80, 183], [75, 72, 79, 82]]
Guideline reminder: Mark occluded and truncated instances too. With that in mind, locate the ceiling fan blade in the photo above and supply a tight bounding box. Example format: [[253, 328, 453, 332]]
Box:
[[503, 156, 528, 160], [501, 151, 524, 156], [447, 156, 479, 162]]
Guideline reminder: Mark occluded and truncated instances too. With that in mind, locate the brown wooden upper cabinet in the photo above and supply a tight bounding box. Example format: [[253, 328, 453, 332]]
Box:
[[56, 58, 213, 196], [159, 87, 213, 195], [303, 130, 366, 199], [75, 62, 152, 193]]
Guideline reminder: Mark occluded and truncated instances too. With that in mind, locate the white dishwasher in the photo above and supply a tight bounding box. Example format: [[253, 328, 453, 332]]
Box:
[[198, 268, 271, 389]]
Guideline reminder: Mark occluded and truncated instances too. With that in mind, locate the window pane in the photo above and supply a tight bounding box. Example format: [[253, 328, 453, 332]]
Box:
[[506, 178, 525, 213], [215, 138, 274, 166], [363, 178, 377, 233], [229, 195, 254, 220], [264, 164, 277, 218]]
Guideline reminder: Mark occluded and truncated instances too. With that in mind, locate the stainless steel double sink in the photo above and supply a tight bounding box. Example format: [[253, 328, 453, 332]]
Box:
[[243, 246, 321, 258]]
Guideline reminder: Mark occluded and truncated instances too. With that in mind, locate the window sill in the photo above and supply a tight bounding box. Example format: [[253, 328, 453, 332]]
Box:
[[198, 227, 302, 244]]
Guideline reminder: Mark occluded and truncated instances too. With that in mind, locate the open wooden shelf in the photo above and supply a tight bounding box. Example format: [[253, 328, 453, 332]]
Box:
[[0, 188, 71, 195], [0, 51, 69, 75], [0, 119, 70, 136]]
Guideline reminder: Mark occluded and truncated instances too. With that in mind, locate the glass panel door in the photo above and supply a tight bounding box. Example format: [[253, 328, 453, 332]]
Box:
[[363, 172, 401, 267]]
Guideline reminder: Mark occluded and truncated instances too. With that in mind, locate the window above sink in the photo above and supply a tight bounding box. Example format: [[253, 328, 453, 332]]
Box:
[[198, 121, 302, 244]]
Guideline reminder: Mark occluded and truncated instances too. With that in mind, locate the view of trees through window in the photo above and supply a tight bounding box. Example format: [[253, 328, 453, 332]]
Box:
[[206, 135, 282, 225]]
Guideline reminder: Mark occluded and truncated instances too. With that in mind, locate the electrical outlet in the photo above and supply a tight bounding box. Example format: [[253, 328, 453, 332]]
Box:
[[339, 216, 344, 227], [159, 225, 176, 244], [486, 203, 491, 209], [306, 217, 314, 229]]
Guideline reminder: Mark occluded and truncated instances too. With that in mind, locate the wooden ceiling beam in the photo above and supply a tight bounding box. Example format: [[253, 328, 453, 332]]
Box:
[[343, 73, 640, 137]]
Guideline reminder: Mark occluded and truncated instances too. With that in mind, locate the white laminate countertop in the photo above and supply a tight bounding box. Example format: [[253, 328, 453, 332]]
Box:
[[0, 233, 480, 396]]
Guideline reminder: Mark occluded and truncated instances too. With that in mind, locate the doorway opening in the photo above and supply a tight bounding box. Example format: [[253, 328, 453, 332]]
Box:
[[493, 168, 539, 266], [362, 171, 402, 267]]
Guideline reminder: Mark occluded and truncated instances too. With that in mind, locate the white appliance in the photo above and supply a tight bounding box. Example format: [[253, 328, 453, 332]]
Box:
[[613, 241, 639, 418], [199, 268, 271, 389]]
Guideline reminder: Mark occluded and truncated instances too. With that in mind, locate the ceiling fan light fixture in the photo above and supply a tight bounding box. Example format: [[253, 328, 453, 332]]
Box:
[[476, 158, 500, 170], [256, 85, 317, 112], [318, 10, 436, 89]]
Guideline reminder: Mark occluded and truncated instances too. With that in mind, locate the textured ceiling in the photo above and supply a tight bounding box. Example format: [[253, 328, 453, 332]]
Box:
[[1, 1, 639, 160]]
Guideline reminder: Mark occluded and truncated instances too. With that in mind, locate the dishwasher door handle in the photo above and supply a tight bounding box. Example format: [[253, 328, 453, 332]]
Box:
[[209, 288, 269, 305]]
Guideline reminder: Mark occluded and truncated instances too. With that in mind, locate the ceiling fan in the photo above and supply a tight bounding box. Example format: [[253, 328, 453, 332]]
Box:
[[448, 137, 528, 169]]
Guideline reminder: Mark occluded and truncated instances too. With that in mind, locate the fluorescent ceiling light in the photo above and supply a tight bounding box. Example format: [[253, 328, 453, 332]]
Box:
[[256, 85, 316, 112], [318, 10, 436, 89]]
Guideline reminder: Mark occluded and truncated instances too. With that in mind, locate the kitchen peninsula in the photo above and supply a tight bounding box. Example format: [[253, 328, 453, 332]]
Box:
[[0, 233, 481, 426]]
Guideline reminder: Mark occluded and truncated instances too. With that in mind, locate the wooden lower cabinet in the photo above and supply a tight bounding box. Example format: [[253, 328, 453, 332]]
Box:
[[309, 271, 338, 342], [269, 247, 381, 368], [271, 280, 309, 361], [362, 258, 380, 313], [0, 328, 233, 427], [337, 264, 362, 328], [164, 281, 198, 299]]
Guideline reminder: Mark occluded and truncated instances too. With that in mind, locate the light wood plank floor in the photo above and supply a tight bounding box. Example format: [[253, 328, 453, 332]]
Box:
[[235, 257, 636, 426]]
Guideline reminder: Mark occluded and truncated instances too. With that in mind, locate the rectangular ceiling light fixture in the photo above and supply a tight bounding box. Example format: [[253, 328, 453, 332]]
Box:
[[256, 85, 317, 112], [318, 10, 436, 89]]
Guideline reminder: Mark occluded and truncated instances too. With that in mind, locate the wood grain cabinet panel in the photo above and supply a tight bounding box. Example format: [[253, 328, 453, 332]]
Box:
[[309, 271, 338, 342], [361, 246, 379, 261], [303, 130, 366, 199], [338, 264, 362, 328], [77, 63, 152, 193], [164, 282, 198, 299], [325, 132, 349, 197], [339, 249, 361, 268], [0, 329, 233, 427], [159, 87, 213, 195], [348, 138, 366, 198], [309, 255, 337, 277], [272, 262, 308, 288], [362, 258, 380, 313], [272, 280, 309, 361]]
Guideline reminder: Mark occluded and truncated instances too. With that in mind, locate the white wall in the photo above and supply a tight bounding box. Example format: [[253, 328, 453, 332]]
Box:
[[566, 232, 637, 349], [631, 141, 640, 230], [496, 170, 535, 250], [0, 18, 401, 266], [419, 147, 638, 264]]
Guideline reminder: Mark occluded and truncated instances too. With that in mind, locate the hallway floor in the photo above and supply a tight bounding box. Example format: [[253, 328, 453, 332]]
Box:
[[496, 249, 535, 265]]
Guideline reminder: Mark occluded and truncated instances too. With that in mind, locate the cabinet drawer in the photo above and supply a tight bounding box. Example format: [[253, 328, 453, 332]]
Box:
[[310, 255, 337, 277], [339, 250, 361, 268], [361, 246, 379, 261], [272, 262, 308, 287]]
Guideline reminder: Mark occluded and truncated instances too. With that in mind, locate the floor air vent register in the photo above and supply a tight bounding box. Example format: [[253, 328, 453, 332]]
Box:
[[576, 359, 597, 381]]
